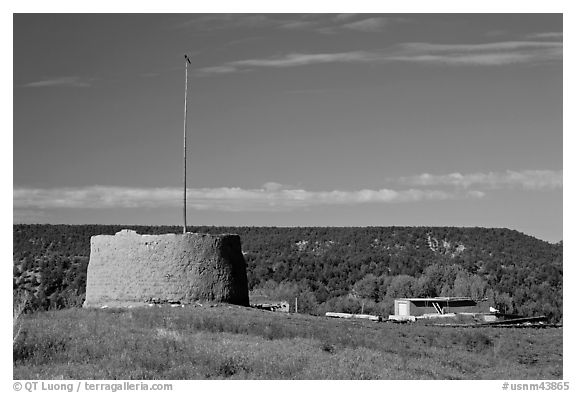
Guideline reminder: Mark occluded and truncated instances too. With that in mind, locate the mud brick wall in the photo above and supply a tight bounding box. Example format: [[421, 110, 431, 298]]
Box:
[[83, 230, 249, 307]]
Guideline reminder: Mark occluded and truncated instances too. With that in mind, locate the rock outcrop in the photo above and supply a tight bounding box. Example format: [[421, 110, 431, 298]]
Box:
[[83, 230, 249, 307]]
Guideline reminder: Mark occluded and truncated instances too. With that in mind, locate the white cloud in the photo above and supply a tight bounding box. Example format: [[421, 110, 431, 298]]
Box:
[[14, 170, 559, 213], [262, 182, 284, 191], [390, 41, 562, 66], [13, 184, 483, 212], [333, 14, 360, 22], [233, 51, 373, 67], [197, 65, 240, 75], [398, 170, 562, 190], [13, 186, 181, 209], [198, 40, 562, 75], [22, 76, 93, 88], [173, 14, 276, 31], [279, 20, 320, 30], [398, 41, 560, 52], [525, 32, 563, 40], [197, 51, 374, 75], [175, 14, 406, 35], [341, 17, 406, 32]]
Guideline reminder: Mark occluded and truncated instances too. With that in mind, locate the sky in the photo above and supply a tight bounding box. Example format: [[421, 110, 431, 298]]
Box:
[[12, 13, 563, 242]]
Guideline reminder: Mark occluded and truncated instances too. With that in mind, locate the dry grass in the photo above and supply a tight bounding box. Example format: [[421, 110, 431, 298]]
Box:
[[13, 306, 562, 380]]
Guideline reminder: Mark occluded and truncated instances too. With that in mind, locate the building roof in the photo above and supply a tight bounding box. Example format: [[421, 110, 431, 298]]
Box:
[[396, 297, 476, 302]]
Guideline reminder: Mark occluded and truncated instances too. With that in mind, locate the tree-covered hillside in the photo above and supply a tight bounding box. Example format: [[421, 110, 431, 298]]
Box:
[[13, 224, 562, 322]]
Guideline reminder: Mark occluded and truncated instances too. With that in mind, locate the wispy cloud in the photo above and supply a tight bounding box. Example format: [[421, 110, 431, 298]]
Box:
[[333, 14, 360, 22], [22, 76, 93, 88], [197, 51, 374, 75], [198, 40, 562, 75], [173, 14, 276, 31], [278, 20, 320, 31], [525, 32, 563, 40], [13, 184, 483, 212], [390, 41, 562, 66], [341, 17, 407, 33], [173, 14, 560, 51], [174, 14, 407, 35], [398, 170, 562, 191]]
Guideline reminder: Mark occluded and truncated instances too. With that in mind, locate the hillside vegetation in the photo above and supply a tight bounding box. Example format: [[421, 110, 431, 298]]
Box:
[[13, 225, 562, 321], [13, 306, 562, 379]]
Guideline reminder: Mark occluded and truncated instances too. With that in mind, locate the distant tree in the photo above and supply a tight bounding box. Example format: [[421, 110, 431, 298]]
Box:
[[412, 275, 435, 297], [352, 274, 379, 301], [469, 275, 488, 300], [12, 224, 563, 321], [386, 275, 416, 299], [376, 275, 394, 302], [485, 289, 514, 314], [453, 271, 471, 297]]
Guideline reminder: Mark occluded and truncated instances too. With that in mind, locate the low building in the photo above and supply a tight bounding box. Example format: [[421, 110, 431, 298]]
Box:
[[390, 297, 490, 321]]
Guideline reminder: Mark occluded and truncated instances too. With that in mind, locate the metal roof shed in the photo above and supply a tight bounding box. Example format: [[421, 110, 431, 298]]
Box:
[[393, 297, 489, 318]]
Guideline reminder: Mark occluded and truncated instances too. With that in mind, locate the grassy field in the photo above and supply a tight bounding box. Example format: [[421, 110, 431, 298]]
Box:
[[13, 305, 562, 380]]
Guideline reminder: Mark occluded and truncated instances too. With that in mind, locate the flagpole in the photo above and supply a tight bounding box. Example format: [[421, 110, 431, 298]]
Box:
[[183, 54, 191, 234]]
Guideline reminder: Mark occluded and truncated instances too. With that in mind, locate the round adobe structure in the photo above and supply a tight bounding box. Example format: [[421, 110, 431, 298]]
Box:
[[83, 230, 249, 307]]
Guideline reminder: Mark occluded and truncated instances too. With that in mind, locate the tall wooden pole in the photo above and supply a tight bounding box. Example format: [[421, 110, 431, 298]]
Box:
[[183, 55, 191, 234]]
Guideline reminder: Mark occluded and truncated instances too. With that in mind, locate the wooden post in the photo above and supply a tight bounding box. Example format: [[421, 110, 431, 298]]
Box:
[[183, 55, 191, 234]]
